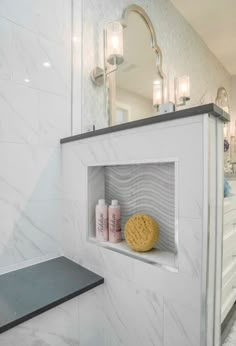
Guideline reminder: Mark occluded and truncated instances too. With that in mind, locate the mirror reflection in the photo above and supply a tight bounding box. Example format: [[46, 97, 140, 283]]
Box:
[[107, 11, 163, 125]]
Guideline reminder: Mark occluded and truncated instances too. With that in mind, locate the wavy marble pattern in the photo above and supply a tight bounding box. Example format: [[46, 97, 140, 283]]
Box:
[[223, 325, 236, 345], [104, 162, 176, 252]]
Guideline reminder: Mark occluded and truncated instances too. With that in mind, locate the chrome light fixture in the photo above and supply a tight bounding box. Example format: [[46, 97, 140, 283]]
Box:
[[215, 87, 230, 113], [175, 75, 190, 107], [155, 75, 190, 114], [91, 21, 124, 86], [153, 80, 162, 111]]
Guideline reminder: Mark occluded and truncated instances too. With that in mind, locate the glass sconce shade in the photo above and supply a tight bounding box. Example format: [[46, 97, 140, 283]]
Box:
[[175, 75, 190, 103], [153, 80, 162, 107], [216, 87, 230, 113], [105, 21, 124, 66]]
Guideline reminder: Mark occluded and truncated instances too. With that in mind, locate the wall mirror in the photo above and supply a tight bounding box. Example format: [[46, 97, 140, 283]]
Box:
[[219, 86, 236, 178], [105, 5, 166, 126], [216, 87, 230, 114]]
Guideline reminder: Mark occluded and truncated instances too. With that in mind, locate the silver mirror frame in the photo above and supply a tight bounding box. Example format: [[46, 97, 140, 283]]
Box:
[[215, 87, 230, 113], [90, 4, 168, 125], [120, 4, 167, 104]]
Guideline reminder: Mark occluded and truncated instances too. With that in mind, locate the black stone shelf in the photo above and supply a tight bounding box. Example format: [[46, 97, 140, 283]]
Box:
[[60, 103, 230, 144], [0, 257, 104, 334]]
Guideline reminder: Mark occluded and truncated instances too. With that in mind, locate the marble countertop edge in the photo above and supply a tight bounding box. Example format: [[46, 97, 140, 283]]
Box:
[[60, 103, 230, 144]]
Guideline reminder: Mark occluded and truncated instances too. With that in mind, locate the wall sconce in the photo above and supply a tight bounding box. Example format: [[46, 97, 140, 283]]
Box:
[[175, 75, 190, 107], [153, 75, 190, 114], [91, 21, 124, 86], [153, 80, 162, 110]]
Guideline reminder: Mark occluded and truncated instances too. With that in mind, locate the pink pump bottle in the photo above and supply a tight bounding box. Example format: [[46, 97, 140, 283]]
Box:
[[108, 200, 121, 243]]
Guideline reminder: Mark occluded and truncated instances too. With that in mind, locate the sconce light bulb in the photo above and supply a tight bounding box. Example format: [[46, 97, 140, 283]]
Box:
[[111, 35, 119, 50], [181, 82, 187, 95], [105, 21, 124, 66], [153, 80, 162, 107], [175, 75, 190, 105]]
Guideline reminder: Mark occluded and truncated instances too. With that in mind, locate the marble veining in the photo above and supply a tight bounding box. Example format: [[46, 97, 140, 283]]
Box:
[[104, 163, 176, 252], [223, 319, 236, 345], [0, 0, 229, 344], [0, 298, 81, 346], [61, 113, 211, 345], [0, 0, 72, 271]]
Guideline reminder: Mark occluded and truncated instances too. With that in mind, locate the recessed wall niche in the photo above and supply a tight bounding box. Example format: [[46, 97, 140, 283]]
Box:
[[88, 161, 177, 268]]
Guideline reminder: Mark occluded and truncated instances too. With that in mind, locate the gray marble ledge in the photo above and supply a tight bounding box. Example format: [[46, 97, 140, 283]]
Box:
[[0, 257, 104, 334], [60, 103, 230, 144]]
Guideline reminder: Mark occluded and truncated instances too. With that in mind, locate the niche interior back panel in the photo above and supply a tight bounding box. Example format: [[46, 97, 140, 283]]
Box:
[[88, 162, 176, 253]]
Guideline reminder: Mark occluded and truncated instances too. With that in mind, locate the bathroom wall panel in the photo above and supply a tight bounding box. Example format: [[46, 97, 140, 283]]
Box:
[[78, 285, 106, 346], [163, 298, 200, 346], [178, 218, 202, 278], [103, 274, 164, 346], [0, 80, 70, 146], [0, 0, 71, 44], [61, 114, 206, 345], [0, 295, 80, 346], [0, 0, 72, 269], [0, 17, 71, 96], [0, 144, 63, 267]]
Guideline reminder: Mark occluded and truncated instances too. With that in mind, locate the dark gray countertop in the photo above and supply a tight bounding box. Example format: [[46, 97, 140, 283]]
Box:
[[60, 103, 230, 144], [0, 257, 104, 334]]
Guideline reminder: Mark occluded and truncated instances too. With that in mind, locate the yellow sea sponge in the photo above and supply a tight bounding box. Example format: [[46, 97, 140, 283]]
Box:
[[125, 214, 160, 252]]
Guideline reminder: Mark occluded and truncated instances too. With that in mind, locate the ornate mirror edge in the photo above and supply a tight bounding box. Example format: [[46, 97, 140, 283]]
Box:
[[215, 86, 230, 113], [121, 4, 166, 94]]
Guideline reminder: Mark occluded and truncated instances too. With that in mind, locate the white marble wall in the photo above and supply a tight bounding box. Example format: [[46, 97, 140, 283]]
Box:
[[61, 115, 209, 345], [0, 0, 72, 269], [0, 1, 228, 345], [0, 286, 106, 346], [80, 0, 231, 131]]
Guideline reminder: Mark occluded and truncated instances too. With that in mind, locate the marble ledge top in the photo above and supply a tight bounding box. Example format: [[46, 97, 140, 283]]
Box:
[[61, 103, 230, 144], [0, 257, 104, 334]]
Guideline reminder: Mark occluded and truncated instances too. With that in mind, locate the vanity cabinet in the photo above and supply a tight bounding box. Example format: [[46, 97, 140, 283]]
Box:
[[222, 202, 236, 321]]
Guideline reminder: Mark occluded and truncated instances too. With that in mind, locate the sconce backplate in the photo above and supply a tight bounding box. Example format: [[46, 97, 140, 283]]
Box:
[[90, 66, 104, 86]]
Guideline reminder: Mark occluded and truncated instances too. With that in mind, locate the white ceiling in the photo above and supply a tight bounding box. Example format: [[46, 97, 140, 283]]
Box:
[[170, 0, 236, 75]]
